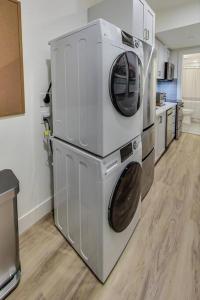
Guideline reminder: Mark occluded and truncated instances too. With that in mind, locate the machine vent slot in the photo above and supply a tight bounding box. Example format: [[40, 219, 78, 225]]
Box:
[[120, 143, 133, 162], [122, 30, 134, 48]]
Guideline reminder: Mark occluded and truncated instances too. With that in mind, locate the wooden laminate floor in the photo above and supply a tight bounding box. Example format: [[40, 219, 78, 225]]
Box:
[[8, 133, 200, 300]]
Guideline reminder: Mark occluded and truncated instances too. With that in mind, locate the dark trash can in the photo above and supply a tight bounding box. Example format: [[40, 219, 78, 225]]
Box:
[[0, 170, 20, 299]]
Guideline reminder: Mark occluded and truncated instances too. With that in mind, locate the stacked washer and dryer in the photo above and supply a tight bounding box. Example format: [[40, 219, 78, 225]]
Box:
[[50, 19, 144, 282]]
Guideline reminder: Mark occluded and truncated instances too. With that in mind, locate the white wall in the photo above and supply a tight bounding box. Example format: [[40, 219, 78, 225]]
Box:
[[0, 0, 97, 234], [156, 0, 200, 33], [176, 46, 200, 99]]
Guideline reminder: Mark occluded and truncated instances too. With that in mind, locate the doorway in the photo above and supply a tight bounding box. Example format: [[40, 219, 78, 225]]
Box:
[[182, 53, 200, 135]]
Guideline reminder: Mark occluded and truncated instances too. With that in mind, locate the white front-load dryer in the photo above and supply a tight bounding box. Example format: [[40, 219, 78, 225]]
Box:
[[53, 135, 142, 282], [50, 19, 144, 157]]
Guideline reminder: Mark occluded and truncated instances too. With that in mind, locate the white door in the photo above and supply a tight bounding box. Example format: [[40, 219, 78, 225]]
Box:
[[164, 48, 170, 63], [170, 50, 178, 79], [155, 114, 160, 162], [159, 43, 165, 79], [158, 112, 166, 156], [155, 112, 166, 162], [133, 0, 144, 41], [157, 41, 164, 79], [155, 40, 161, 79], [144, 5, 154, 46]]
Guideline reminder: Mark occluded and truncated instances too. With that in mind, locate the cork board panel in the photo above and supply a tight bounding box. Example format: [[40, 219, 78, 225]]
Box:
[[0, 0, 25, 117]]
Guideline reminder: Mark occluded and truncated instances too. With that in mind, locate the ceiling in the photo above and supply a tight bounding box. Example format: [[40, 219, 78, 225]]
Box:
[[156, 23, 200, 49], [146, 0, 192, 12]]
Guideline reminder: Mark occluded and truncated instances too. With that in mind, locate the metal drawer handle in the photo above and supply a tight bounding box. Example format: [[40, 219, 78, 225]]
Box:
[[144, 28, 149, 40], [147, 30, 149, 40], [144, 29, 147, 40]]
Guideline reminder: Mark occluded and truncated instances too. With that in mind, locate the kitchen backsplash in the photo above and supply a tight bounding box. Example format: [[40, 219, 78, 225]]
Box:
[[157, 79, 178, 101]]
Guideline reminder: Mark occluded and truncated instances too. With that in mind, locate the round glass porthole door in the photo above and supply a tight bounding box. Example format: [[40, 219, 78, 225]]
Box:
[[110, 51, 142, 117], [108, 162, 142, 233]]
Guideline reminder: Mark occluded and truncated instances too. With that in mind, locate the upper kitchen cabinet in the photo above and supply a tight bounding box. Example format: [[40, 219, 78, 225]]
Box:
[[132, 0, 144, 41], [156, 39, 164, 79], [156, 39, 170, 79], [143, 2, 155, 46], [88, 0, 155, 46], [132, 0, 155, 45], [0, 0, 25, 117], [170, 50, 178, 79]]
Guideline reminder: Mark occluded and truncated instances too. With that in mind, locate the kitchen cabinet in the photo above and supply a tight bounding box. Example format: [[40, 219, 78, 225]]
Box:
[[166, 106, 176, 147], [166, 109, 173, 147], [170, 50, 178, 79], [172, 106, 176, 137], [143, 1, 155, 46], [133, 0, 155, 45], [132, 0, 144, 41], [155, 111, 166, 162], [164, 47, 170, 63], [156, 39, 170, 79], [156, 40, 163, 79], [88, 0, 155, 46]]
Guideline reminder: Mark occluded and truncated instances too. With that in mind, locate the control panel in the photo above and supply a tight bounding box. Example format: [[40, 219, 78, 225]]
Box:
[[121, 30, 140, 48], [120, 142, 133, 162]]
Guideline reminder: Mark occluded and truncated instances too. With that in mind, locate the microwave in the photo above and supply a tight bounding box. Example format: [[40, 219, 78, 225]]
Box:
[[164, 62, 175, 80], [156, 92, 166, 106]]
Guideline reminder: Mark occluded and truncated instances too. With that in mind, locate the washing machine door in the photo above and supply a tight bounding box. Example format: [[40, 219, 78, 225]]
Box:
[[108, 162, 142, 232], [110, 51, 142, 117]]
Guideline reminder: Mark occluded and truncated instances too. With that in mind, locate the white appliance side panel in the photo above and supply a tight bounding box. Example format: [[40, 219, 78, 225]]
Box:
[[78, 159, 102, 274], [77, 33, 103, 153], [64, 42, 78, 143], [53, 140, 80, 252], [53, 138, 102, 275], [51, 43, 66, 139], [53, 147, 68, 236], [102, 42, 143, 155], [51, 24, 103, 155], [65, 154, 79, 246]]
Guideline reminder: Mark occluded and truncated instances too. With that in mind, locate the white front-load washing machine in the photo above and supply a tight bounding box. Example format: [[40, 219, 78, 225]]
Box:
[[53, 135, 142, 282], [50, 19, 144, 157]]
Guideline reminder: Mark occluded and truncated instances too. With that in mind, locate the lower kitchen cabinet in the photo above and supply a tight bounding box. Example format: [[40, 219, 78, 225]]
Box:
[[166, 106, 176, 147], [155, 111, 166, 162]]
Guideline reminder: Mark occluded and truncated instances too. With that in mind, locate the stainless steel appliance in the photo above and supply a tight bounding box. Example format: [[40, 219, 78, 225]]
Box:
[[164, 62, 175, 81], [0, 170, 20, 300], [156, 92, 166, 106], [175, 102, 183, 139], [166, 107, 176, 147], [141, 46, 156, 199]]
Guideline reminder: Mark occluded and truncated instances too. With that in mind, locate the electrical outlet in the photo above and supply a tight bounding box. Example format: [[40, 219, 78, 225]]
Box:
[[40, 106, 50, 124]]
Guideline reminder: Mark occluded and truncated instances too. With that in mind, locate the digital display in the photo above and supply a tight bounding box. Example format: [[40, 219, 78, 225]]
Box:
[[120, 143, 133, 162]]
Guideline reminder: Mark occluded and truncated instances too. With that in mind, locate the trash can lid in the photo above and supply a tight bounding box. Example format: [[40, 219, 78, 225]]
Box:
[[0, 169, 19, 195]]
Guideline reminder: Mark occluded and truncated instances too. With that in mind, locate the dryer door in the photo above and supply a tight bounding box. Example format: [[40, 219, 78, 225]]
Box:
[[110, 51, 142, 117], [108, 162, 142, 232]]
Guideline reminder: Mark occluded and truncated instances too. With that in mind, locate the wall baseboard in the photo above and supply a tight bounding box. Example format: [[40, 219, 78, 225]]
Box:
[[18, 197, 53, 234]]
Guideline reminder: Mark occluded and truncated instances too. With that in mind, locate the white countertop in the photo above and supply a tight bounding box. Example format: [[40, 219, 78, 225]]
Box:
[[156, 102, 177, 116]]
